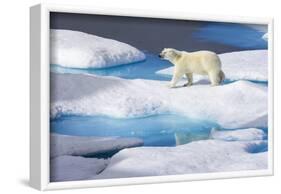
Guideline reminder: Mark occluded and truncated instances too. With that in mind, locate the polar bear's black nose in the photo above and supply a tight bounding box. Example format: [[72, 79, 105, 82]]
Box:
[[159, 54, 162, 58]]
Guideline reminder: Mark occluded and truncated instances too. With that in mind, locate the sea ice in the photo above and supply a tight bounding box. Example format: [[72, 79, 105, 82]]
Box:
[[95, 139, 267, 179], [51, 73, 267, 129], [50, 129, 268, 181], [50, 29, 146, 68], [50, 155, 108, 182], [50, 133, 143, 158], [210, 128, 266, 141]]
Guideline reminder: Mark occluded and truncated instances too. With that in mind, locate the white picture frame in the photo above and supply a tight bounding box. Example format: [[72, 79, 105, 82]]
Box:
[[30, 3, 274, 191]]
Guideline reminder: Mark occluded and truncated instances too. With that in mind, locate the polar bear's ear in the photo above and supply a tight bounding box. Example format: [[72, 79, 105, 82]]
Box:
[[170, 49, 181, 58]]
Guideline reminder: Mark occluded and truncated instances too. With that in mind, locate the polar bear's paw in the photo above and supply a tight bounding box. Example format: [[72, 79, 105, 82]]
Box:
[[166, 83, 176, 88], [183, 82, 192, 87]]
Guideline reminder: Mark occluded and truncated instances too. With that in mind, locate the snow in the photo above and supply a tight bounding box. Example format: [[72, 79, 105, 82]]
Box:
[[210, 128, 266, 141], [95, 139, 267, 179], [50, 155, 108, 182], [50, 133, 143, 158], [156, 50, 268, 82], [50, 129, 267, 181], [50, 29, 146, 69], [51, 73, 267, 129]]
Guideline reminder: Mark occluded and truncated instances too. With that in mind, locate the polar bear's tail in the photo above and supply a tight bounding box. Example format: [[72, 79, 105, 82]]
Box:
[[219, 70, 225, 84]]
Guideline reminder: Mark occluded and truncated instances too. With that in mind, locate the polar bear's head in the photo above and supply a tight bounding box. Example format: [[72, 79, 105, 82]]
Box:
[[159, 48, 181, 63]]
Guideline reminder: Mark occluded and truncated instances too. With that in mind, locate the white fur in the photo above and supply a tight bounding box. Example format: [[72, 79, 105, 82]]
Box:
[[159, 48, 225, 87]]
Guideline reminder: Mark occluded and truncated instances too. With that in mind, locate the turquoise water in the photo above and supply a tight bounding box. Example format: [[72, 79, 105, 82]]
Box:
[[51, 114, 220, 147], [51, 53, 171, 81]]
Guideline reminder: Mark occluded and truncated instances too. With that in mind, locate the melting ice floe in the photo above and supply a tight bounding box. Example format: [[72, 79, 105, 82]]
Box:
[[51, 73, 267, 129], [210, 128, 266, 141], [94, 139, 267, 179], [50, 155, 108, 182], [50, 134, 143, 181], [50, 29, 146, 69], [156, 50, 268, 82], [50, 133, 143, 158], [50, 129, 267, 181], [174, 128, 266, 145]]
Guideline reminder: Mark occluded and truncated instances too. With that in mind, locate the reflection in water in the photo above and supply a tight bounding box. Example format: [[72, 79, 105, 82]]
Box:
[[51, 114, 219, 147]]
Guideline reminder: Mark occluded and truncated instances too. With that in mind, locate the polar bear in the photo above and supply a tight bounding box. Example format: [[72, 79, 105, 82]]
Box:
[[159, 48, 225, 88]]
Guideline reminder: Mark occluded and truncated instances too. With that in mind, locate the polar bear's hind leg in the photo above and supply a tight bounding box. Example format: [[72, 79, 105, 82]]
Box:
[[219, 70, 225, 84], [208, 71, 221, 86]]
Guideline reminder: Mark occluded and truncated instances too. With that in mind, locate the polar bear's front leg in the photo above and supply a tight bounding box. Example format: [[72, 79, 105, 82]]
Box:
[[183, 73, 193, 87], [168, 71, 184, 88]]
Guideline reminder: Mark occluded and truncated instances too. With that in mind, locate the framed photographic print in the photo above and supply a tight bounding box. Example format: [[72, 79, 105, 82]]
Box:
[[30, 3, 274, 190]]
